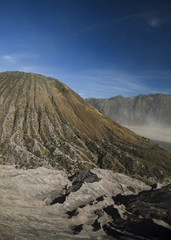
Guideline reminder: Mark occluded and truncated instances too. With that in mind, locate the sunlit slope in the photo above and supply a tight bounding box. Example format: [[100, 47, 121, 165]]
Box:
[[0, 71, 170, 181]]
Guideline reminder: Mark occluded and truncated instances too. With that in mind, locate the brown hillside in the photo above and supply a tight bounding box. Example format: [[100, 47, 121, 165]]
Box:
[[0, 71, 170, 181]]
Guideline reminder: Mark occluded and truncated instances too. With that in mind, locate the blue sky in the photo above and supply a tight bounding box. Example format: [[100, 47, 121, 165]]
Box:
[[0, 0, 171, 98]]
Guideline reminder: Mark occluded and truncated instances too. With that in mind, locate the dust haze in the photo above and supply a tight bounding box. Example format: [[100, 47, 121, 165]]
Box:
[[126, 120, 171, 149]]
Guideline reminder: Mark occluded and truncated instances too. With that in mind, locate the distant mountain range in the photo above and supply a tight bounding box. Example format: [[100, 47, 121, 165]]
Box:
[[86, 94, 171, 126], [0, 72, 171, 182]]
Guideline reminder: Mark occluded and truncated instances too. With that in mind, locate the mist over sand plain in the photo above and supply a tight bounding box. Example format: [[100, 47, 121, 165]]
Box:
[[126, 125, 171, 149]]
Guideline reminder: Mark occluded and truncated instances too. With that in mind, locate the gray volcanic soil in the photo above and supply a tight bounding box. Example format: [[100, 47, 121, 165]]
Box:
[[0, 165, 171, 240]]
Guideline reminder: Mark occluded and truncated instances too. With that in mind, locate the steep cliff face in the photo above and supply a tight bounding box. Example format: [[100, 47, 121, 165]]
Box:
[[0, 71, 170, 181], [86, 94, 171, 126]]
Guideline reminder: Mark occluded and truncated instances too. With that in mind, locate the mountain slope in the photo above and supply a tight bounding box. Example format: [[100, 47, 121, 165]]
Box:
[[0, 71, 170, 181], [86, 94, 171, 126]]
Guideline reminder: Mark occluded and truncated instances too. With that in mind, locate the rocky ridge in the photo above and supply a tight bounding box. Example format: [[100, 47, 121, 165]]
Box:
[[0, 165, 170, 240], [86, 94, 171, 126], [0, 71, 171, 182]]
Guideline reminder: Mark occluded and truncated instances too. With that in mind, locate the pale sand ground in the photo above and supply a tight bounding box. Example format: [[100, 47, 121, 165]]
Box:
[[0, 166, 150, 240], [126, 126, 171, 149]]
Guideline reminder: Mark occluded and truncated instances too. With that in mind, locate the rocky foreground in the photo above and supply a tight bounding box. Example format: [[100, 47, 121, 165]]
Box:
[[0, 165, 170, 240]]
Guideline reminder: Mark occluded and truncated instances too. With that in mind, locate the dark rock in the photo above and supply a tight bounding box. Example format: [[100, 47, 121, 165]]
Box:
[[123, 217, 171, 240], [50, 170, 101, 205], [91, 219, 101, 231], [96, 196, 104, 202], [151, 183, 157, 189], [103, 222, 141, 240], [72, 224, 83, 234], [103, 205, 120, 220], [66, 209, 78, 218], [79, 204, 86, 208], [68, 170, 101, 192], [113, 184, 171, 225], [104, 185, 171, 239], [50, 194, 68, 204], [104, 216, 171, 240]]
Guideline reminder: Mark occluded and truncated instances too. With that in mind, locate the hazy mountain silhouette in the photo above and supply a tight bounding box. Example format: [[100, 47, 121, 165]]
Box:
[[86, 94, 171, 126]]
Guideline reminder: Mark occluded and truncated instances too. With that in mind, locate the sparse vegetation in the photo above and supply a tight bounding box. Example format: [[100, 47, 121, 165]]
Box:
[[0, 71, 171, 181], [127, 186, 135, 193]]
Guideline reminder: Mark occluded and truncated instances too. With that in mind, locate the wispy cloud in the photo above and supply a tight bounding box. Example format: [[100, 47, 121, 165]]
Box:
[[147, 17, 161, 28], [144, 10, 171, 29], [1, 53, 39, 65], [50, 68, 171, 98], [77, 10, 171, 35], [2, 55, 17, 64], [0, 52, 40, 75], [77, 13, 140, 34]]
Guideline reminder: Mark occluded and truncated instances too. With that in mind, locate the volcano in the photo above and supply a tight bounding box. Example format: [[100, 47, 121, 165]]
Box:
[[0, 71, 170, 181]]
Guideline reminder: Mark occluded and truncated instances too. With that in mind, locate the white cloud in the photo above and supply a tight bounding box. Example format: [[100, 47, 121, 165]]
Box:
[[147, 17, 161, 28], [1, 53, 39, 65], [2, 55, 16, 64]]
